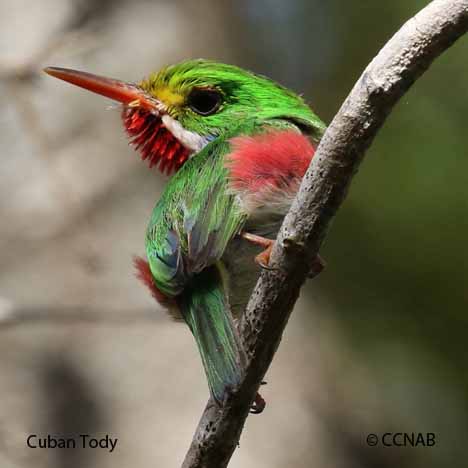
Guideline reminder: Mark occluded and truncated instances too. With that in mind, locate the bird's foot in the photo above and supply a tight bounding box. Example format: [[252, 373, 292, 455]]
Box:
[[250, 391, 266, 414], [255, 244, 274, 270], [241, 232, 326, 276], [309, 254, 326, 278], [240, 232, 275, 270]]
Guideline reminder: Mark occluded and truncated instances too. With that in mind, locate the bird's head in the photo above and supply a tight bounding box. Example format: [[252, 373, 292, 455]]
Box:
[[45, 59, 325, 175]]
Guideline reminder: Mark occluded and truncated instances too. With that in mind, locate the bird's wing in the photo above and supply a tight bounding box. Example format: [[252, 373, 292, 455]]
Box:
[[145, 135, 247, 298], [144, 135, 249, 402]]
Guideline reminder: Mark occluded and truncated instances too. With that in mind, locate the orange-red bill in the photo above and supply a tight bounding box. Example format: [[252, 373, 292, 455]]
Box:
[[43, 67, 156, 111]]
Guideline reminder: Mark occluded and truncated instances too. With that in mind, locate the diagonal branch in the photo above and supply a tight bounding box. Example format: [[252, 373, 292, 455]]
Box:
[[182, 1, 468, 467]]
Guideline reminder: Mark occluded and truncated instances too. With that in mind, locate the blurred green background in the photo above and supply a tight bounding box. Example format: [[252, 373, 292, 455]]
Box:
[[0, 1, 467, 467]]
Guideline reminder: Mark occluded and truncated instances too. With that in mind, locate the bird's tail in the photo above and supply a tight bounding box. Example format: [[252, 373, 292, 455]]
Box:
[[177, 264, 245, 403]]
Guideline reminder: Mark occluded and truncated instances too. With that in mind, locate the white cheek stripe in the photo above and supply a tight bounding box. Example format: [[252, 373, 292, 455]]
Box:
[[161, 114, 209, 153]]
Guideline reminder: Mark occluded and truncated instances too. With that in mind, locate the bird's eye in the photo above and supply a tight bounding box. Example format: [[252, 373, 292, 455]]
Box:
[[187, 88, 222, 116]]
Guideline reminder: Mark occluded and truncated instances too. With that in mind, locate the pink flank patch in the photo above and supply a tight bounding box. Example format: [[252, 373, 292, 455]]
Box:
[[133, 256, 175, 308], [227, 130, 315, 193]]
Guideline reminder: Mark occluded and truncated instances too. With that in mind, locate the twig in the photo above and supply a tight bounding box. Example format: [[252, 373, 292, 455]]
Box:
[[181, 1, 468, 467]]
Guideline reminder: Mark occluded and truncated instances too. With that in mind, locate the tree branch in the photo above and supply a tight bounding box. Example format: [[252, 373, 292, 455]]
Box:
[[182, 1, 468, 467]]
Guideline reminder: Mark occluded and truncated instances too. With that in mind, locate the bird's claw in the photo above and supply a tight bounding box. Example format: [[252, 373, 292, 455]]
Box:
[[254, 244, 276, 271], [241, 231, 324, 275], [308, 254, 326, 278], [250, 392, 266, 414]]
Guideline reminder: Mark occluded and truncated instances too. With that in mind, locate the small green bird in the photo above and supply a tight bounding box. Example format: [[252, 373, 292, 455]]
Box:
[[45, 60, 325, 411]]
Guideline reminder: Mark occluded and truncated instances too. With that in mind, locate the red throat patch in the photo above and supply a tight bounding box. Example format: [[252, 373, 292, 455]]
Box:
[[226, 130, 315, 193], [122, 108, 190, 175]]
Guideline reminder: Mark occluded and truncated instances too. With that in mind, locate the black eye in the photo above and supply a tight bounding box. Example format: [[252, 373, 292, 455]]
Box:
[[187, 88, 222, 116]]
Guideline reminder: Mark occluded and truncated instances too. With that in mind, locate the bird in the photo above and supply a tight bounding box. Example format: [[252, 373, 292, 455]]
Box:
[[44, 60, 326, 412]]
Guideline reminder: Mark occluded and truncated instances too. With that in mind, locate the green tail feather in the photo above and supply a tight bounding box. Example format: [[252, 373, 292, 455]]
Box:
[[178, 265, 245, 402]]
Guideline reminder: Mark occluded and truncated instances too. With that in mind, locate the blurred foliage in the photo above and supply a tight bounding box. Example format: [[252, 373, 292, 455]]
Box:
[[318, 1, 468, 378]]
